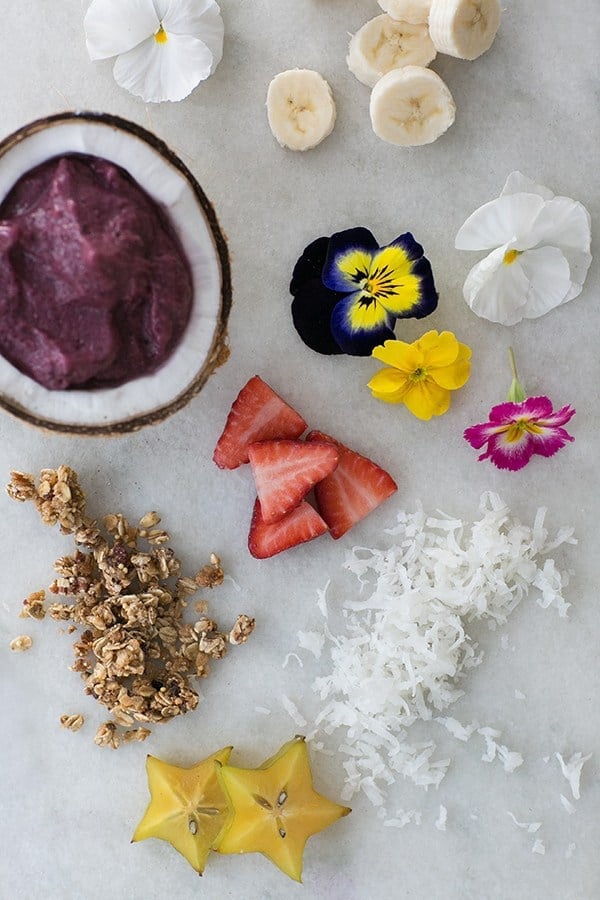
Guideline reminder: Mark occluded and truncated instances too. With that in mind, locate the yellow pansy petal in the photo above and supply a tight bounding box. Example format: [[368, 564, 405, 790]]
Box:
[[370, 244, 414, 278], [367, 368, 410, 395], [372, 339, 423, 372], [403, 380, 451, 420]]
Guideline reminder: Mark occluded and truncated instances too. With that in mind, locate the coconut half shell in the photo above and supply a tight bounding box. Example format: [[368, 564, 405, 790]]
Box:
[[0, 112, 231, 435]]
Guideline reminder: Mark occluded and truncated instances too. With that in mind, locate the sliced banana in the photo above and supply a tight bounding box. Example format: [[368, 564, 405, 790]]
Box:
[[428, 0, 501, 60], [266, 69, 336, 151], [377, 0, 432, 25], [370, 65, 455, 146], [347, 15, 436, 88]]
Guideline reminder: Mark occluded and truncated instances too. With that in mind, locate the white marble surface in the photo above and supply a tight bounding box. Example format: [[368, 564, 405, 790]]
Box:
[[0, 2, 599, 898]]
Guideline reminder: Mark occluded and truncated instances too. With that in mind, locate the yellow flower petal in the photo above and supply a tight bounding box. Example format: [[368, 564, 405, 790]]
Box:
[[414, 330, 459, 368], [372, 339, 423, 372], [369, 387, 408, 404], [403, 379, 451, 420], [429, 343, 472, 390], [367, 368, 410, 395]]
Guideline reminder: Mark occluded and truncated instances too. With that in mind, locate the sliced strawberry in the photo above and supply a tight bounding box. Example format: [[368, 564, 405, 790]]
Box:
[[306, 430, 397, 539], [213, 376, 307, 469], [248, 498, 328, 559], [248, 440, 338, 524]]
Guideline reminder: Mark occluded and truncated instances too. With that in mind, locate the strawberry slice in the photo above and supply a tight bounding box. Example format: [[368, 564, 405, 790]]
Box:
[[306, 430, 397, 539], [213, 376, 307, 469], [248, 440, 339, 524], [248, 499, 328, 559]]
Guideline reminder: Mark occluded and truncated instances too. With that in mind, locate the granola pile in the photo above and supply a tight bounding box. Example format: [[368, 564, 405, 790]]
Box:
[[7, 466, 255, 749]]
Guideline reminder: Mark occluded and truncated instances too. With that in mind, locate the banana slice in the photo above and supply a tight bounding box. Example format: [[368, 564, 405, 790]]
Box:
[[370, 65, 455, 146], [347, 15, 436, 88], [428, 0, 501, 60], [266, 69, 336, 151], [377, 0, 432, 25]]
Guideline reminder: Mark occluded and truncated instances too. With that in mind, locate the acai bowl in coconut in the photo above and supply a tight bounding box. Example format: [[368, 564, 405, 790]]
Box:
[[0, 112, 230, 435]]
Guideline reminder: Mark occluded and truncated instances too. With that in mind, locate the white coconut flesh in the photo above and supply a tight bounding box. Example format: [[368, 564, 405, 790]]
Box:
[[0, 116, 226, 433]]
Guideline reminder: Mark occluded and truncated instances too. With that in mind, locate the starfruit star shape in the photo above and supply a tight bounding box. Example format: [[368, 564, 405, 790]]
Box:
[[215, 736, 351, 882], [132, 746, 232, 874]]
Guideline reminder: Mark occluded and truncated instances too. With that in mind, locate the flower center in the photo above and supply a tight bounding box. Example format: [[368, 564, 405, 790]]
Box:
[[505, 419, 542, 442], [503, 248, 521, 266], [154, 23, 168, 43], [410, 367, 428, 382], [362, 264, 398, 300]]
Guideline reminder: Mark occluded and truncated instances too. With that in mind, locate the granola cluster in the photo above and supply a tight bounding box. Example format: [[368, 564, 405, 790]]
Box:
[[8, 466, 255, 749]]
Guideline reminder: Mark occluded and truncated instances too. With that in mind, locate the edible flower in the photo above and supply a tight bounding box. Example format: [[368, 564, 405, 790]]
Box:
[[464, 348, 575, 471], [84, 0, 224, 103], [455, 172, 592, 325], [132, 747, 232, 874], [367, 330, 471, 420], [291, 227, 437, 356], [215, 736, 351, 882]]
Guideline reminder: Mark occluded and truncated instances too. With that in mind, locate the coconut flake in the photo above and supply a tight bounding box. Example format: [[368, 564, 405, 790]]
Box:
[[514, 689, 526, 700], [282, 652, 303, 669], [435, 717, 479, 741], [507, 812, 542, 833], [565, 842, 576, 859], [560, 794, 576, 814], [435, 805, 447, 831], [532, 839, 546, 855], [297, 630, 325, 659], [555, 751, 592, 799], [254, 706, 271, 716], [384, 808, 422, 828], [281, 695, 307, 728]]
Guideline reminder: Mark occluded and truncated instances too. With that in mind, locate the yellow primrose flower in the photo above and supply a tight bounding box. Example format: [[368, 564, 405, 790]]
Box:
[[368, 330, 472, 420]]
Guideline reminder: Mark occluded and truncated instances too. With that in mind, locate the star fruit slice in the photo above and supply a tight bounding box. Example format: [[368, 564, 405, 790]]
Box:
[[132, 746, 232, 874], [214, 735, 351, 882]]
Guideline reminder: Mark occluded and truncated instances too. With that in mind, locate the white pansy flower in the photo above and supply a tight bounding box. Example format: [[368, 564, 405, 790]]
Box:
[[455, 172, 592, 325], [84, 0, 224, 103]]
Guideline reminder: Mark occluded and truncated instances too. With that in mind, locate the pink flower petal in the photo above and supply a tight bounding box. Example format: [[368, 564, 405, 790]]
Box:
[[485, 430, 535, 471]]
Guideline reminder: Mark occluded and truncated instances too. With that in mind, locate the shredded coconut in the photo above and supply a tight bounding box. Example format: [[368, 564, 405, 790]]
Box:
[[297, 630, 325, 659], [281, 694, 307, 728], [282, 652, 303, 669], [255, 706, 271, 716], [532, 839, 546, 855], [507, 812, 542, 833], [479, 728, 524, 772], [436, 716, 479, 742], [301, 495, 573, 804], [560, 794, 576, 815], [383, 808, 422, 828], [555, 751, 591, 799], [435, 805, 447, 831], [514, 689, 526, 700]]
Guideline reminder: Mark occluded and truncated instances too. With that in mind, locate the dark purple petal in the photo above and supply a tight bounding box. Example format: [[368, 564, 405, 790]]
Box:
[[290, 236, 330, 295], [388, 232, 424, 262], [291, 279, 344, 355]]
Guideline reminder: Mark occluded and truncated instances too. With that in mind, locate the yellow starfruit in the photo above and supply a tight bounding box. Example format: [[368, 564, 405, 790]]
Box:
[[214, 735, 351, 882], [132, 746, 232, 874]]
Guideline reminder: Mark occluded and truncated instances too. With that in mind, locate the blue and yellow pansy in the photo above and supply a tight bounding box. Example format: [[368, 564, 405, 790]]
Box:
[[290, 227, 438, 356]]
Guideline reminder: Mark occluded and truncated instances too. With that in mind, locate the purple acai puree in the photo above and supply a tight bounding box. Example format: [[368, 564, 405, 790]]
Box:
[[0, 153, 193, 390]]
